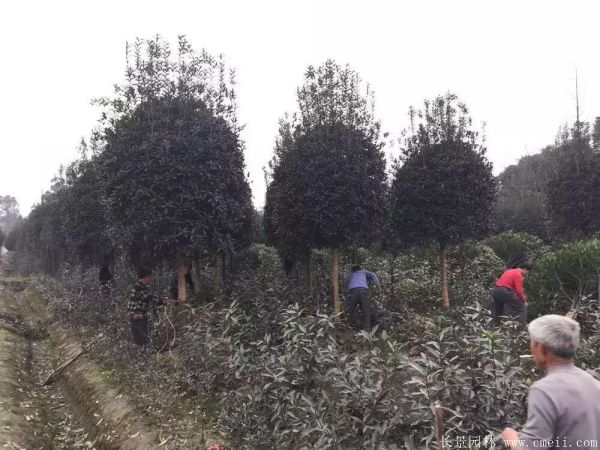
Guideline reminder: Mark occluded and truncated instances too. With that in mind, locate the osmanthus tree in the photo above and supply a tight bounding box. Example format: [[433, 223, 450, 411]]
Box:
[[97, 36, 253, 300], [18, 173, 70, 274], [60, 141, 112, 270], [265, 60, 387, 313], [264, 120, 312, 279], [545, 121, 600, 239], [390, 93, 497, 310]]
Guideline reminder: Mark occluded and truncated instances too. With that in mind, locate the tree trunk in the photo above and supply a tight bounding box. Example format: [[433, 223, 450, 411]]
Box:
[[305, 255, 312, 298], [390, 257, 395, 302], [439, 246, 450, 311], [194, 261, 203, 296], [177, 265, 187, 302], [597, 273, 600, 308], [221, 252, 227, 291], [432, 403, 445, 449], [213, 254, 223, 293], [332, 248, 340, 315]]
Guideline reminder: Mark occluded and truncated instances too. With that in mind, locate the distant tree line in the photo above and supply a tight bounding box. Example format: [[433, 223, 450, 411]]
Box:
[[10, 35, 599, 311], [12, 36, 254, 300], [495, 117, 600, 240]]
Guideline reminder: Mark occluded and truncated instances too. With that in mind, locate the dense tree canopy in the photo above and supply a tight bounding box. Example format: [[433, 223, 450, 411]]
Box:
[[265, 61, 386, 254], [96, 36, 253, 268], [545, 122, 600, 239], [390, 93, 497, 309], [13, 37, 253, 283], [18, 174, 69, 273], [264, 60, 387, 311], [592, 117, 600, 151], [391, 93, 496, 248], [495, 149, 555, 238], [391, 140, 496, 246], [61, 147, 111, 267]]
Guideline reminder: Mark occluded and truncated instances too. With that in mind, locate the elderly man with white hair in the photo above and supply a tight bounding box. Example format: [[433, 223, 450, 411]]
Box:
[[501, 314, 600, 449]]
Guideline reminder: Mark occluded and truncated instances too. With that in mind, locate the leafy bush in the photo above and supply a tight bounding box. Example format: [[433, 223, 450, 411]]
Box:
[[382, 243, 503, 315], [236, 244, 282, 273], [527, 238, 600, 318], [26, 248, 538, 449], [217, 301, 529, 449], [484, 232, 547, 269]]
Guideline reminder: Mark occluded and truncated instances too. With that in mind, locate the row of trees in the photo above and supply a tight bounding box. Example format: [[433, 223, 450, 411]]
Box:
[[496, 118, 600, 240], [264, 62, 496, 311], [13, 36, 254, 299], [11, 35, 597, 311]]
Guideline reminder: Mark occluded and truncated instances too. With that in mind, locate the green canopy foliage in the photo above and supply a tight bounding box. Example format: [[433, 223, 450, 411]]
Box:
[[62, 146, 111, 267], [15, 36, 253, 274], [495, 149, 554, 238], [390, 93, 497, 248], [484, 231, 547, 269], [265, 60, 387, 261], [528, 238, 600, 317], [545, 123, 600, 239], [96, 36, 253, 267]]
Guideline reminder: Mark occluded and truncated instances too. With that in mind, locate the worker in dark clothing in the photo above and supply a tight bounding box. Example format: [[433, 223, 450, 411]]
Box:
[[99, 264, 114, 298], [127, 267, 170, 347], [491, 263, 532, 326], [345, 265, 380, 331]]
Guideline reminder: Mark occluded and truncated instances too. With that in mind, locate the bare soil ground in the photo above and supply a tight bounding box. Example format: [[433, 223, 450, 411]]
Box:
[[0, 253, 225, 449]]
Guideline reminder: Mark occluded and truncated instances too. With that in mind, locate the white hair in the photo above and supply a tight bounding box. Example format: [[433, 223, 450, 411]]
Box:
[[528, 315, 580, 358]]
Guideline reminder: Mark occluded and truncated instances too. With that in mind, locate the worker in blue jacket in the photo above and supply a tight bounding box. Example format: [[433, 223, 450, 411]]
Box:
[[346, 265, 380, 331]]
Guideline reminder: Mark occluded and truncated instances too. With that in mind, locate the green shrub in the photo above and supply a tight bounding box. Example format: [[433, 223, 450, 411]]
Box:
[[527, 239, 600, 318], [448, 242, 505, 307], [384, 243, 503, 314], [484, 232, 547, 269], [238, 244, 282, 272]]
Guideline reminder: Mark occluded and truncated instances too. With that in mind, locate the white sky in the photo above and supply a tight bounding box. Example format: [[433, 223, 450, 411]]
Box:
[[1, 0, 599, 215]]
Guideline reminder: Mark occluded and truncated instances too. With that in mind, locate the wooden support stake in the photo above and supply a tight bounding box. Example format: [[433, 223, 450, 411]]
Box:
[[332, 248, 340, 315], [177, 265, 187, 302], [432, 403, 444, 450]]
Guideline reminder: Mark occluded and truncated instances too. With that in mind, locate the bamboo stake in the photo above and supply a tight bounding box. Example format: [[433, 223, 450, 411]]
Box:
[[432, 402, 445, 450], [332, 248, 340, 315]]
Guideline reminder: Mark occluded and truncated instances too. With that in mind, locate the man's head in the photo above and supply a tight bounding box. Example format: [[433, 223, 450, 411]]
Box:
[[518, 262, 532, 277], [351, 264, 362, 273], [528, 315, 580, 369], [137, 266, 153, 284]]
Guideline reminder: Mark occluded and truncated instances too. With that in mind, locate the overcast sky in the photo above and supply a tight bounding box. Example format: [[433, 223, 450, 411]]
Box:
[[1, 0, 599, 215]]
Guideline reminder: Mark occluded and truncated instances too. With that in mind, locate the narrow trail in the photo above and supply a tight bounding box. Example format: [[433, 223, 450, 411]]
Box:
[[29, 339, 92, 449], [0, 252, 226, 450], [1, 252, 94, 449]]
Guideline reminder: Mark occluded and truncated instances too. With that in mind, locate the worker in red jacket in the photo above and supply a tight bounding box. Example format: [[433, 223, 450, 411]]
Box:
[[491, 263, 532, 326]]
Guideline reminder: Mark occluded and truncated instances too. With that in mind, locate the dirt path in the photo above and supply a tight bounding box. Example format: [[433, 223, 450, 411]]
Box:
[[28, 339, 93, 448], [0, 253, 228, 450], [0, 255, 96, 449], [0, 254, 159, 449]]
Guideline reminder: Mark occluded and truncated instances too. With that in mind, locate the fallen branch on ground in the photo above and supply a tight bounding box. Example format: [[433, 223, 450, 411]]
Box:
[[43, 335, 106, 385]]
